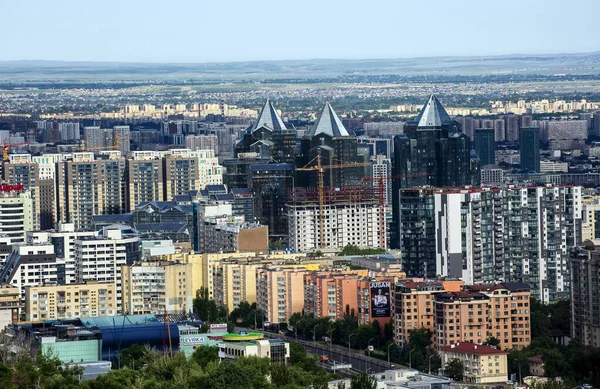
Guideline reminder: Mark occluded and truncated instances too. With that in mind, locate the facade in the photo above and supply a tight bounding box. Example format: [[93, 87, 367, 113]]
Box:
[[24, 282, 117, 321], [440, 342, 508, 384], [520, 127, 540, 172], [0, 187, 33, 243], [212, 261, 262, 310], [398, 185, 581, 302], [570, 245, 600, 347], [113, 125, 131, 155], [164, 149, 200, 200], [434, 283, 531, 350], [372, 154, 392, 205], [256, 267, 306, 324], [201, 215, 268, 255], [391, 94, 475, 249], [0, 284, 22, 330], [581, 195, 600, 241], [185, 134, 218, 154], [480, 167, 504, 184], [473, 129, 495, 166], [191, 149, 223, 189], [127, 151, 164, 209], [304, 271, 361, 321], [3, 155, 43, 230], [121, 261, 193, 315], [218, 333, 289, 363], [287, 186, 384, 252], [74, 228, 141, 313]]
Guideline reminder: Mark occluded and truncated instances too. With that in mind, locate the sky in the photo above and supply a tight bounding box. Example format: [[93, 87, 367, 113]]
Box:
[[2, 0, 600, 63]]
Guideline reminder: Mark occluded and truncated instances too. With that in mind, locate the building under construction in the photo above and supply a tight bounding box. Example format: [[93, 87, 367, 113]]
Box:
[[287, 185, 385, 253]]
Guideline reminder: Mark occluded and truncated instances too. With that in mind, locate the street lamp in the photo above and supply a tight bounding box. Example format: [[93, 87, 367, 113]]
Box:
[[368, 338, 375, 357], [295, 317, 305, 341], [428, 354, 435, 375], [349, 333, 356, 362], [409, 348, 415, 369], [387, 343, 394, 366], [327, 328, 334, 351], [312, 324, 319, 345], [251, 309, 258, 330]]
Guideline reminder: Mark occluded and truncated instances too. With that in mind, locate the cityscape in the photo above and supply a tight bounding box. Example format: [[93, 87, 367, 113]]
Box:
[[1, 1, 600, 389]]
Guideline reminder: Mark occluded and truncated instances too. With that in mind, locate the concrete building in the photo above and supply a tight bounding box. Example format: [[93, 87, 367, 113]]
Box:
[[434, 283, 531, 350], [3, 154, 45, 230], [287, 186, 384, 252], [185, 135, 218, 154], [24, 282, 117, 321], [304, 271, 362, 321], [75, 227, 141, 313], [191, 149, 223, 189], [127, 151, 164, 209], [520, 127, 540, 172], [480, 166, 504, 184], [113, 125, 131, 155], [218, 333, 289, 363], [545, 120, 588, 150], [27, 222, 96, 261], [0, 186, 33, 243], [399, 185, 581, 302], [0, 284, 22, 330], [581, 195, 600, 241], [372, 154, 392, 205], [570, 244, 600, 347], [164, 149, 200, 200], [392, 281, 464, 346], [256, 267, 306, 324], [440, 342, 508, 384], [121, 261, 193, 315], [539, 160, 568, 173], [212, 260, 262, 311]]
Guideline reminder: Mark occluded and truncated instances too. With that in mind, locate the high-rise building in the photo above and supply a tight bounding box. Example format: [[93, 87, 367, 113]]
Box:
[[0, 186, 33, 244], [570, 243, 600, 347], [163, 149, 200, 200], [212, 261, 263, 311], [83, 126, 103, 149], [505, 115, 520, 142], [127, 151, 164, 209], [58, 122, 80, 141], [303, 271, 361, 321], [3, 154, 44, 231], [190, 149, 223, 189], [235, 99, 296, 164], [248, 163, 295, 244], [581, 195, 600, 241], [391, 95, 475, 248], [473, 129, 495, 166], [372, 155, 392, 205], [398, 185, 582, 302], [74, 227, 141, 313], [287, 186, 384, 252], [113, 125, 131, 155], [519, 127, 540, 172], [296, 102, 362, 188], [185, 134, 218, 154], [256, 267, 306, 324], [593, 111, 600, 138]]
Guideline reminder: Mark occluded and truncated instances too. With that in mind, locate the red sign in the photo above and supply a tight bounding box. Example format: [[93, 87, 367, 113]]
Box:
[[0, 184, 25, 192]]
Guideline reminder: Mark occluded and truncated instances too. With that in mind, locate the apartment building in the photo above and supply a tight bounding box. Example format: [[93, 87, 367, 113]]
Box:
[[164, 149, 200, 200], [398, 185, 581, 302], [0, 284, 22, 330], [581, 195, 600, 241], [570, 244, 600, 347], [27, 222, 96, 261], [24, 282, 117, 321], [212, 261, 262, 311], [392, 281, 464, 346], [434, 282, 531, 350], [0, 187, 33, 244], [304, 271, 362, 321], [74, 227, 141, 313], [440, 342, 508, 384], [256, 267, 306, 324], [121, 261, 192, 315], [127, 151, 164, 209], [287, 186, 384, 252], [3, 154, 44, 230]]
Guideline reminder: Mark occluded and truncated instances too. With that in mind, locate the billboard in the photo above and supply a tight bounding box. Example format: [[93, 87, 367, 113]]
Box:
[[370, 281, 391, 318]]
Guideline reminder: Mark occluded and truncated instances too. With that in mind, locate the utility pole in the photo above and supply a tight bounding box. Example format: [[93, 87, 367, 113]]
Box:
[[409, 349, 415, 370], [387, 343, 393, 366]]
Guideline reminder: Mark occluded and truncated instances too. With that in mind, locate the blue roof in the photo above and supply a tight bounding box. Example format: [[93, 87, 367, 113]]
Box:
[[80, 314, 159, 328]]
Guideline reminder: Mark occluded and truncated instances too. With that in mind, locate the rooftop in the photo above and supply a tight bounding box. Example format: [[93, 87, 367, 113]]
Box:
[[253, 99, 287, 132], [306, 102, 351, 137], [440, 342, 507, 355]]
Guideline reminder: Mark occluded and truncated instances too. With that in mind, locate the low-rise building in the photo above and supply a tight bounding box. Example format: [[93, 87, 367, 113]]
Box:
[[24, 282, 117, 321], [0, 284, 22, 330], [217, 332, 289, 363], [440, 342, 508, 384]]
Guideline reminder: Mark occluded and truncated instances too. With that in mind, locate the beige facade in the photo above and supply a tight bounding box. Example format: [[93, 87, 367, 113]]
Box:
[[24, 282, 117, 321], [581, 195, 600, 241], [440, 342, 508, 384], [257, 267, 306, 324], [434, 283, 531, 351], [213, 261, 262, 310], [0, 284, 22, 330], [121, 261, 193, 315], [164, 150, 200, 200], [127, 152, 164, 209]]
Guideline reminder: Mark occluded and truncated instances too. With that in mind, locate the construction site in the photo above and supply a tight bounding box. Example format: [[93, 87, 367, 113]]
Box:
[[286, 185, 385, 253]]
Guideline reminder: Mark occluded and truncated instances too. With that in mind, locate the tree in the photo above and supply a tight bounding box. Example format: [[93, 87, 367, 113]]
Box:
[[483, 336, 501, 349], [193, 287, 220, 322], [119, 344, 148, 370], [271, 363, 292, 387], [350, 372, 377, 389], [444, 358, 464, 381], [190, 346, 219, 368]]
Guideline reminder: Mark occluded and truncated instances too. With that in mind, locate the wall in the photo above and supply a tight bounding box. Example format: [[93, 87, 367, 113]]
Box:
[[42, 339, 102, 363]]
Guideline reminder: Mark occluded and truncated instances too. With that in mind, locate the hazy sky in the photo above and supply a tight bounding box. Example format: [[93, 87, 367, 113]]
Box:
[[2, 0, 599, 63]]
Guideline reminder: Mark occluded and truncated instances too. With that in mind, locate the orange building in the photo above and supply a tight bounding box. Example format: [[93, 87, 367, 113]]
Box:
[[303, 271, 361, 321], [256, 267, 306, 324], [434, 282, 531, 350], [357, 278, 395, 326], [392, 281, 464, 346]]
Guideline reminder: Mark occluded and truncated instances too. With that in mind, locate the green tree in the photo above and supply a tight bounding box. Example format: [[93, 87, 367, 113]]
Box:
[[190, 346, 219, 368], [350, 372, 377, 389], [444, 358, 464, 381], [193, 287, 220, 322], [271, 363, 292, 387], [118, 344, 148, 370], [483, 336, 501, 349]]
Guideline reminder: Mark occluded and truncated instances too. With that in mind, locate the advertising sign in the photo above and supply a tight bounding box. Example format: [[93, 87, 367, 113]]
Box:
[[209, 323, 228, 333], [370, 281, 391, 318], [182, 337, 206, 345]]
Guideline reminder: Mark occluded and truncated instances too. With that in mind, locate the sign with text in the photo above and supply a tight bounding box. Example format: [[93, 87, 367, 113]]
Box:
[[370, 281, 391, 318]]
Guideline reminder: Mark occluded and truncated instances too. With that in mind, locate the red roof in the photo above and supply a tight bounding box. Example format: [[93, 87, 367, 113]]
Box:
[[440, 342, 507, 355]]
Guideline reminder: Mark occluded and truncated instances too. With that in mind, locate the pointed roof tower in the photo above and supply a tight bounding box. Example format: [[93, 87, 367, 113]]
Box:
[[253, 99, 287, 132], [415, 94, 452, 128], [306, 102, 351, 137]]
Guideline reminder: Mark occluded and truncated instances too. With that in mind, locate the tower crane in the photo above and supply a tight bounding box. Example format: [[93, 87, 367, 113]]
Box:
[[295, 151, 372, 249]]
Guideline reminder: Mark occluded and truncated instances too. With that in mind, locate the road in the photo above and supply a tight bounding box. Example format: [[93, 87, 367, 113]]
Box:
[[239, 327, 397, 374]]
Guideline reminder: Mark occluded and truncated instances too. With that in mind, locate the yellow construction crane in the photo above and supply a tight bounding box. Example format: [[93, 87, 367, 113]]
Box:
[[295, 151, 372, 249], [73, 137, 129, 152]]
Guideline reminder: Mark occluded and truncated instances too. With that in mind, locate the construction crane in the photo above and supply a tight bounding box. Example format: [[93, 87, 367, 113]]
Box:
[[296, 151, 372, 249], [3, 141, 30, 162], [73, 137, 129, 153], [361, 172, 431, 249]]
